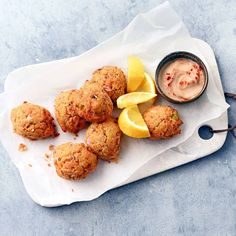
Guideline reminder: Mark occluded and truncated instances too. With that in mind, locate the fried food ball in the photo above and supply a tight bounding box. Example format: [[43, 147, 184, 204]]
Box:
[[54, 90, 86, 134], [143, 105, 183, 139], [86, 118, 122, 162], [77, 82, 113, 123], [53, 143, 98, 180], [91, 66, 126, 103], [11, 102, 58, 140]]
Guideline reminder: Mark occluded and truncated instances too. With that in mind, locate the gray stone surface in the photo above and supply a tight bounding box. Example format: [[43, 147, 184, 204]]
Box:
[[0, 0, 236, 235]]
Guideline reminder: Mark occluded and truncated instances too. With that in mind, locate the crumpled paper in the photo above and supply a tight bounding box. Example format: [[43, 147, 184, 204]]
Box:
[[0, 1, 229, 206]]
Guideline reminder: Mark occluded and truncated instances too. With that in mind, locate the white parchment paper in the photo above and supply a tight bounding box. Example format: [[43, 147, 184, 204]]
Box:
[[0, 2, 229, 206]]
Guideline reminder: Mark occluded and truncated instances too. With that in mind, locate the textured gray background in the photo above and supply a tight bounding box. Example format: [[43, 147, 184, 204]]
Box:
[[1, 0, 236, 235]]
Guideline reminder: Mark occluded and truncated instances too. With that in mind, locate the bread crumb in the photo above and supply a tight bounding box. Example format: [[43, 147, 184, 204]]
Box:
[[28, 164, 32, 167], [71, 188, 74, 192], [45, 153, 50, 159], [18, 143, 27, 152], [49, 145, 54, 151], [47, 163, 51, 167]]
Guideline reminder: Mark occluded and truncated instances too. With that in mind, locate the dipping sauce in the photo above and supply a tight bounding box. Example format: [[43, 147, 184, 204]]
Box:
[[158, 58, 206, 102]]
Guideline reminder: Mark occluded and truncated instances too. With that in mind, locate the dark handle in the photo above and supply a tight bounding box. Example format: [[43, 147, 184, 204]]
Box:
[[210, 92, 236, 138]]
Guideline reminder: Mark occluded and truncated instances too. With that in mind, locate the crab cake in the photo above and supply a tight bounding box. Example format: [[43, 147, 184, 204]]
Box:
[[78, 82, 113, 123], [53, 143, 98, 180], [143, 105, 183, 139], [11, 102, 58, 140], [54, 90, 86, 134], [86, 118, 122, 162], [91, 66, 126, 103]]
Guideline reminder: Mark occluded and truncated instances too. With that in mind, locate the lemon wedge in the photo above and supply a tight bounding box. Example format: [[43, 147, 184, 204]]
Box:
[[127, 56, 145, 92], [136, 72, 157, 113], [136, 72, 156, 94], [117, 92, 157, 109], [118, 105, 150, 138]]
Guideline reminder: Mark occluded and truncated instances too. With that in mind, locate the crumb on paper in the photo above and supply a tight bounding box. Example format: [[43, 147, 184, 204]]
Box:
[[18, 143, 27, 152], [45, 153, 50, 159], [28, 164, 32, 167], [71, 188, 74, 192], [49, 145, 54, 151], [73, 133, 78, 140], [48, 163, 51, 167]]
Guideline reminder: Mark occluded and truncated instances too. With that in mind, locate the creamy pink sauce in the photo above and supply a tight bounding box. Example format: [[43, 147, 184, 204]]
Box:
[[159, 59, 205, 102]]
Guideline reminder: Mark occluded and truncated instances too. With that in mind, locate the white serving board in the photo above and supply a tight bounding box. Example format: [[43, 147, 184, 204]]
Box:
[[4, 38, 228, 206]]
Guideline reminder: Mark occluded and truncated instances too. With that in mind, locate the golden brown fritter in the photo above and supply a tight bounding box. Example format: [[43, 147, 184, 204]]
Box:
[[86, 118, 122, 162], [143, 105, 183, 139], [91, 66, 126, 103], [54, 90, 86, 134], [11, 102, 58, 140], [53, 142, 98, 180], [77, 82, 113, 123]]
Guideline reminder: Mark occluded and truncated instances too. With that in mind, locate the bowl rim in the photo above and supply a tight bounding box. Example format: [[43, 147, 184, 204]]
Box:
[[155, 51, 209, 104]]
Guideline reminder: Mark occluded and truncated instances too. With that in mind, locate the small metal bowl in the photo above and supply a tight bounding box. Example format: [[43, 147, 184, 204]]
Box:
[[155, 51, 209, 104]]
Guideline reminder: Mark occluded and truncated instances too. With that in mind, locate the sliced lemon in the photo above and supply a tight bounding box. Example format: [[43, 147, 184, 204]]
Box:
[[117, 92, 157, 109], [136, 72, 157, 113], [136, 72, 156, 93], [118, 105, 150, 138], [127, 56, 145, 92]]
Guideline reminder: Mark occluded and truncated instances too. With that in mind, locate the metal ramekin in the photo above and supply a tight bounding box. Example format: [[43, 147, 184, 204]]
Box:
[[155, 51, 209, 104]]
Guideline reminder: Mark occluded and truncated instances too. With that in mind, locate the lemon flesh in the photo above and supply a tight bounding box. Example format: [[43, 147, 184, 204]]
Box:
[[118, 105, 150, 138], [136, 72, 156, 94], [136, 72, 157, 113], [117, 92, 157, 109], [127, 56, 145, 92]]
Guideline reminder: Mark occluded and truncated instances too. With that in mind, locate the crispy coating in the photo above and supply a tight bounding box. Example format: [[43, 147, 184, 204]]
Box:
[[78, 82, 113, 123], [86, 118, 122, 162], [143, 105, 183, 139], [54, 90, 86, 134], [91, 66, 126, 103], [53, 142, 98, 180], [11, 102, 58, 140]]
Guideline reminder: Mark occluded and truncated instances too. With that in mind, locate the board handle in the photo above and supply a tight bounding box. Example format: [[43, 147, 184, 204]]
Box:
[[225, 92, 236, 100], [210, 124, 236, 138], [209, 92, 236, 138]]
